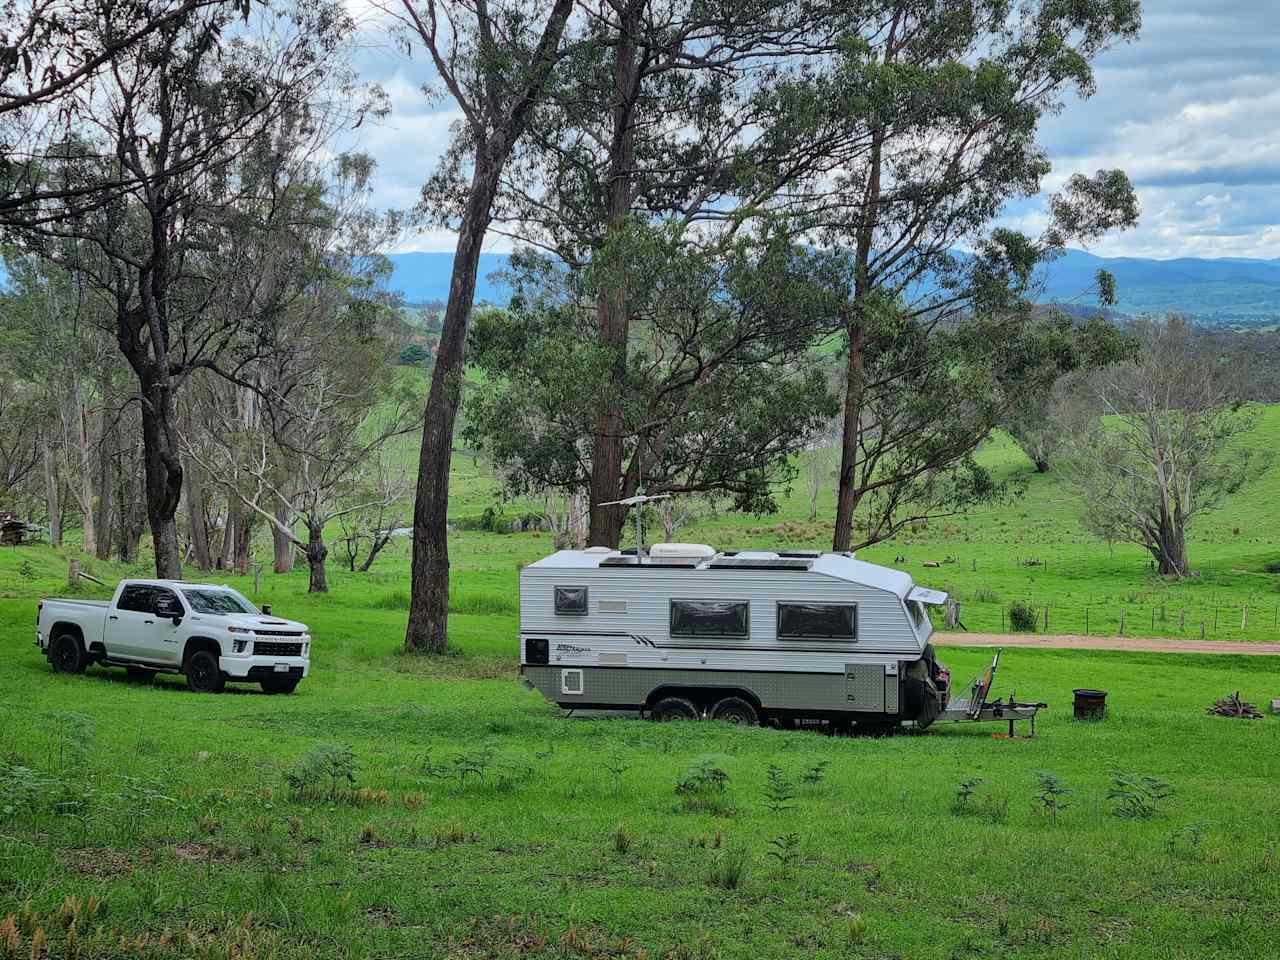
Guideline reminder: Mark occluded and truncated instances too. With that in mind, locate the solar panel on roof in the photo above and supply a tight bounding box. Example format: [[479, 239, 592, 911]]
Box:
[[600, 555, 702, 568], [708, 557, 812, 571]]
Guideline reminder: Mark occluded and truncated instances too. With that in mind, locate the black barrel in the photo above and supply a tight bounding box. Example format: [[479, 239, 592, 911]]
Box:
[[1072, 688, 1107, 720]]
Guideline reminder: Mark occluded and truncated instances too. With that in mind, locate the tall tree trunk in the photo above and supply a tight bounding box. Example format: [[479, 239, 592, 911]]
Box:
[[42, 436, 61, 547], [272, 496, 295, 573], [139, 381, 183, 579], [73, 382, 96, 556], [220, 502, 237, 570], [94, 375, 115, 560], [405, 163, 502, 653], [234, 512, 252, 576], [305, 521, 328, 593], [402, 0, 575, 653], [184, 456, 212, 570], [833, 110, 885, 553], [833, 319, 865, 552], [587, 2, 641, 548]]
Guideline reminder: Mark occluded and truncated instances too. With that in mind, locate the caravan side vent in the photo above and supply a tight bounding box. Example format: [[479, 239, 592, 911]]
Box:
[[599, 599, 628, 613]]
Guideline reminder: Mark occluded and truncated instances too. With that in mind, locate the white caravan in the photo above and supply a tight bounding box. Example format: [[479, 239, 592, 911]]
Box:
[[518, 543, 958, 729]]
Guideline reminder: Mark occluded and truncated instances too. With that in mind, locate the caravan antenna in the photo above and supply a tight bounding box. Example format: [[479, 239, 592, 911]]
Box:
[[595, 492, 672, 558]]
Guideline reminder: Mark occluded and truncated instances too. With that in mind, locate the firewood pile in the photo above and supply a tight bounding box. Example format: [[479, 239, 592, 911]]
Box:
[[1206, 692, 1263, 719]]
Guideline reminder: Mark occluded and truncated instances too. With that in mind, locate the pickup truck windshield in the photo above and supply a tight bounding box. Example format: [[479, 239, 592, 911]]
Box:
[[182, 590, 254, 615]]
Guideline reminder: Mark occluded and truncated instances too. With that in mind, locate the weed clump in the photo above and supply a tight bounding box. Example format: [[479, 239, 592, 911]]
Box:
[[284, 745, 357, 803], [675, 759, 733, 815], [1109, 772, 1173, 819], [706, 847, 748, 890]]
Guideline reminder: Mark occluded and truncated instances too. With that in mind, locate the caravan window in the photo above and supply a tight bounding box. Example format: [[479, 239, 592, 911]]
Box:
[[776, 602, 857, 640], [554, 586, 589, 615], [670, 600, 749, 638]]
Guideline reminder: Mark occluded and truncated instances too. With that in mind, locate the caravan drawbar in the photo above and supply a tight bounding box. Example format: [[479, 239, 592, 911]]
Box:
[[518, 542, 955, 729]]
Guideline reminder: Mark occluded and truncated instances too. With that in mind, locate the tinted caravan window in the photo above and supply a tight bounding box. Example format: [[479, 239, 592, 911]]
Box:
[[554, 586, 589, 615], [670, 600, 749, 638], [776, 602, 856, 640]]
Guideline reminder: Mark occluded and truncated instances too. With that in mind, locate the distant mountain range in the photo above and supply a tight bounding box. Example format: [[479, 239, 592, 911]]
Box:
[[388, 248, 1280, 325]]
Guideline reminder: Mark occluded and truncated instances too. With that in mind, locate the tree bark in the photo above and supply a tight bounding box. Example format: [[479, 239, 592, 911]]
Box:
[[405, 166, 500, 652], [136, 370, 183, 579], [587, 1, 641, 548], [402, 0, 575, 653], [833, 319, 865, 552], [73, 382, 96, 556], [184, 455, 212, 570], [220, 501, 237, 569], [42, 436, 61, 547], [272, 495, 295, 573], [305, 522, 328, 593], [94, 374, 115, 560]]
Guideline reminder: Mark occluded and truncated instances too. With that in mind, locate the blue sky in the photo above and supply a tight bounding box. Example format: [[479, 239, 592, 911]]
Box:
[[350, 1, 1280, 260]]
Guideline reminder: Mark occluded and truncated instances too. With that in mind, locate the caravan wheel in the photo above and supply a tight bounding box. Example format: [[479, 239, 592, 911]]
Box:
[[709, 697, 758, 726], [650, 696, 700, 722]]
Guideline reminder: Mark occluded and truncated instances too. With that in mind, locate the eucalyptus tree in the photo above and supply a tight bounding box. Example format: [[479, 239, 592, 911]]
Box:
[[490, 0, 878, 546], [382, 0, 577, 653], [804, 0, 1143, 551], [0, 0, 240, 222], [1065, 315, 1265, 578], [8, 0, 364, 578], [465, 227, 843, 526]]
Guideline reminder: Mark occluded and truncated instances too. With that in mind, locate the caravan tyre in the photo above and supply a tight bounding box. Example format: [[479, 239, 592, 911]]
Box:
[[650, 696, 700, 722], [710, 697, 757, 726]]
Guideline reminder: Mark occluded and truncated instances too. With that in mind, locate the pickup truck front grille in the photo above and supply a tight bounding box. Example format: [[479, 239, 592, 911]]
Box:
[[253, 640, 303, 657], [253, 629, 303, 637]]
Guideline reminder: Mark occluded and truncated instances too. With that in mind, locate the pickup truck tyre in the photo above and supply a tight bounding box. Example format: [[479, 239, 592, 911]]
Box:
[[260, 677, 299, 695], [125, 667, 156, 684], [49, 632, 88, 674], [185, 650, 225, 693]]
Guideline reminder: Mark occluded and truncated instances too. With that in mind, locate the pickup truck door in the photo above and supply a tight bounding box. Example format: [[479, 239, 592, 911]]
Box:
[[104, 585, 183, 665]]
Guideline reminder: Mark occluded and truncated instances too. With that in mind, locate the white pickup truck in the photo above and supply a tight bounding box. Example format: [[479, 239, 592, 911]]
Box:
[[36, 579, 311, 694]]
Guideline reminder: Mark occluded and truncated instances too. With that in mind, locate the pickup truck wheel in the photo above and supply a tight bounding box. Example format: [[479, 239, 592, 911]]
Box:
[[260, 678, 299, 695], [650, 696, 700, 722], [50, 633, 88, 674], [185, 650, 225, 693], [709, 696, 758, 726], [126, 667, 156, 684]]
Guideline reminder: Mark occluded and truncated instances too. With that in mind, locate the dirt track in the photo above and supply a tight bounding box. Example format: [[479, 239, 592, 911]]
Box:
[[934, 632, 1280, 656]]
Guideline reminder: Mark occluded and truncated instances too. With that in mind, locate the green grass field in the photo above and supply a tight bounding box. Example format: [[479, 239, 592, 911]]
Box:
[[2, 404, 1280, 958]]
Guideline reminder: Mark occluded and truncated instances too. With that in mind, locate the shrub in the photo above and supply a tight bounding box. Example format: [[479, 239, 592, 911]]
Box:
[[972, 587, 1001, 604], [952, 777, 985, 815], [762, 766, 795, 814], [1008, 600, 1037, 632], [284, 745, 357, 802], [1032, 771, 1071, 823], [676, 759, 733, 815], [1108, 772, 1173, 819]]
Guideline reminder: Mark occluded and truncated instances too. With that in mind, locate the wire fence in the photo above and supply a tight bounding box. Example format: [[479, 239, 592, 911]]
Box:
[[915, 554, 1280, 641]]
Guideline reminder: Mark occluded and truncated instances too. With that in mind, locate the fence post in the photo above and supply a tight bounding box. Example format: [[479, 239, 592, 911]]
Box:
[[1151, 608, 1155, 632], [1180, 609, 1185, 631], [253, 562, 263, 597], [68, 558, 79, 589], [1085, 607, 1089, 635], [1200, 621, 1205, 641], [1119, 611, 1125, 636], [1242, 605, 1248, 630]]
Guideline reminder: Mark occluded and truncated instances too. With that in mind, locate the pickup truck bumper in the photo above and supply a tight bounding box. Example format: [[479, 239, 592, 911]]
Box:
[[220, 655, 310, 680]]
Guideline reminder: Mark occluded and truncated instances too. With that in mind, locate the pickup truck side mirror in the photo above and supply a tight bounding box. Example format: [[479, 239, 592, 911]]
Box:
[[171, 615, 183, 627], [262, 604, 272, 615]]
